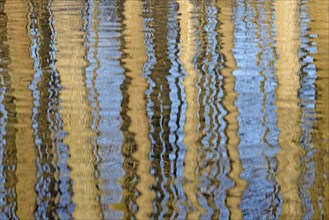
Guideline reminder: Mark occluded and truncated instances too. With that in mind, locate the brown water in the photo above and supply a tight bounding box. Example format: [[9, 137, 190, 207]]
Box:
[[0, 0, 328, 219]]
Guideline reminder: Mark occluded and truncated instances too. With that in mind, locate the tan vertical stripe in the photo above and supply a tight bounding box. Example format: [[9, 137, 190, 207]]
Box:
[[5, 0, 36, 218], [123, 0, 155, 218], [52, 0, 100, 219], [179, 0, 204, 218], [308, 0, 329, 218], [275, 0, 303, 218], [218, 1, 247, 219]]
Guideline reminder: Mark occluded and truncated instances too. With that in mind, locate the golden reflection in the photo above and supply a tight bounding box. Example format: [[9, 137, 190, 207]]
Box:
[[122, 0, 155, 218], [52, 1, 100, 219], [178, 0, 203, 218], [308, 0, 329, 218], [0, 0, 328, 218], [219, 0, 247, 219], [275, 0, 303, 218], [4, 0, 36, 218]]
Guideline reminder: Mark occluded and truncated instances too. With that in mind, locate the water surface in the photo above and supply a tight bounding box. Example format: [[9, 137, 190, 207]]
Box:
[[0, 0, 328, 219]]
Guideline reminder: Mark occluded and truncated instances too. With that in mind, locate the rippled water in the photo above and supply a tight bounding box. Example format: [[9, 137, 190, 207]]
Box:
[[0, 0, 328, 219]]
